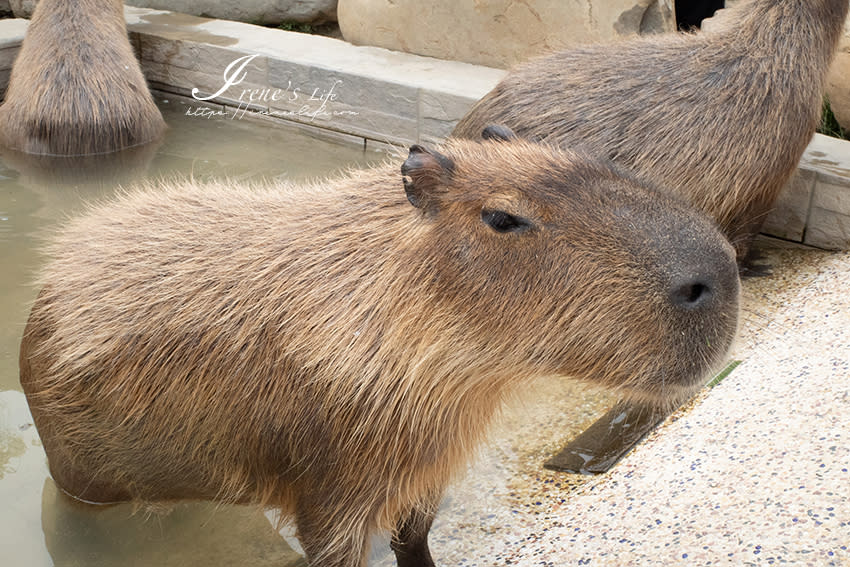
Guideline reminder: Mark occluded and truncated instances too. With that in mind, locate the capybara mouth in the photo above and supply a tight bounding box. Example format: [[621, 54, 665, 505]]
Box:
[[617, 328, 739, 410]]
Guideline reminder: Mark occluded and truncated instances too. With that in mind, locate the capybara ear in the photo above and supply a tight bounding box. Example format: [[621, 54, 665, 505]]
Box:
[[401, 145, 456, 209], [481, 125, 517, 142]]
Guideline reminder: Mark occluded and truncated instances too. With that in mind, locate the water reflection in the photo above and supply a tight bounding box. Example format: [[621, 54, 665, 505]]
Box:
[[41, 480, 305, 567], [0, 390, 50, 566], [0, 140, 162, 191]]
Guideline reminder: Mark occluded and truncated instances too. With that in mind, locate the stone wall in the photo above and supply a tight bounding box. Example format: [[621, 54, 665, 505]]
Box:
[[8, 0, 35, 18], [8, 1, 337, 25], [338, 0, 675, 69]]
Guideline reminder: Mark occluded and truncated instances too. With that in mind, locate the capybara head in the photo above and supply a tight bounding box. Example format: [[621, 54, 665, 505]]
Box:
[[453, 0, 850, 262], [20, 135, 738, 565], [0, 0, 166, 155], [396, 136, 740, 404]]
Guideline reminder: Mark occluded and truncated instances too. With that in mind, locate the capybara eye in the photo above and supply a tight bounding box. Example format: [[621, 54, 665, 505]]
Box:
[[481, 209, 533, 233]]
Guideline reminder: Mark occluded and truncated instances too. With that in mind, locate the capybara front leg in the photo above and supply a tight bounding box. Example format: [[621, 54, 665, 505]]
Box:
[[391, 505, 437, 567], [295, 499, 371, 567]]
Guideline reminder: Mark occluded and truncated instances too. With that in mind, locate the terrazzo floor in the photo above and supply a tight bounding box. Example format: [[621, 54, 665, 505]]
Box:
[[368, 237, 849, 566]]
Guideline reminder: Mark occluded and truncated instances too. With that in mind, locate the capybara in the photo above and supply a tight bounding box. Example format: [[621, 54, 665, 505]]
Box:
[[20, 136, 740, 566], [0, 0, 166, 155], [453, 0, 850, 265]]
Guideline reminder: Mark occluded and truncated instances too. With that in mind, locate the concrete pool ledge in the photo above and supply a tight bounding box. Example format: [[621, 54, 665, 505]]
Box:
[[1, 10, 849, 247], [124, 6, 507, 148], [0, 17, 26, 94]]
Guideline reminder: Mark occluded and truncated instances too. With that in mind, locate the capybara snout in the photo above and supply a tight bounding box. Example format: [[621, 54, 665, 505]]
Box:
[[665, 242, 739, 313], [20, 137, 738, 566], [669, 277, 714, 310], [516, 159, 741, 402]]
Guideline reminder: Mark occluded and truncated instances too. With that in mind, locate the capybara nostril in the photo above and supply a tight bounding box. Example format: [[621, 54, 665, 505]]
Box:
[[669, 278, 713, 309]]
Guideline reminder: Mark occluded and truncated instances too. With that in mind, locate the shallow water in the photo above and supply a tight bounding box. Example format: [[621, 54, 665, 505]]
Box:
[[0, 96, 382, 566]]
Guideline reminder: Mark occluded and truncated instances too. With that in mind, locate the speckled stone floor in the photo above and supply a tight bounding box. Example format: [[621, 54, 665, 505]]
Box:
[[368, 237, 849, 566]]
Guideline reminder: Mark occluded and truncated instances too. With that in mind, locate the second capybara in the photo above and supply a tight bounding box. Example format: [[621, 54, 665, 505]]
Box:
[[20, 136, 739, 566], [0, 0, 166, 155], [454, 0, 850, 265]]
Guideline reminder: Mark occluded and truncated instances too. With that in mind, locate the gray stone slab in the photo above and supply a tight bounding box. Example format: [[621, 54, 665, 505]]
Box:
[[123, 6, 504, 144], [419, 89, 479, 144], [143, 61, 213, 93], [147, 80, 194, 99], [143, 60, 270, 111], [804, 207, 850, 250], [125, 7, 506, 101], [800, 133, 850, 187], [812, 179, 850, 216], [0, 18, 27, 50], [267, 60, 418, 143], [138, 35, 202, 71], [762, 169, 816, 242], [125, 9, 240, 50], [230, 108, 372, 151], [0, 46, 20, 71], [125, 0, 337, 26], [268, 59, 418, 126], [265, 95, 418, 144], [186, 14, 506, 97], [138, 33, 261, 79], [366, 138, 406, 157]]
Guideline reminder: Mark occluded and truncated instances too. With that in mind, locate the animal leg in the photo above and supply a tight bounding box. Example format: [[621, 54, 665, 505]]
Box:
[[295, 496, 372, 567], [391, 504, 437, 567]]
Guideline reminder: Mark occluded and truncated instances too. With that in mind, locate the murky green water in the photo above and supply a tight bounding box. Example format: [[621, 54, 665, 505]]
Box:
[[0, 97, 384, 566]]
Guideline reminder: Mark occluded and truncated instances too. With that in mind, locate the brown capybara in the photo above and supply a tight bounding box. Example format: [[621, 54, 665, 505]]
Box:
[[20, 136, 740, 567], [453, 0, 850, 266], [0, 0, 166, 155]]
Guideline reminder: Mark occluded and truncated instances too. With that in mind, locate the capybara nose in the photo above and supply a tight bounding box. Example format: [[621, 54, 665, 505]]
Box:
[[669, 276, 714, 310]]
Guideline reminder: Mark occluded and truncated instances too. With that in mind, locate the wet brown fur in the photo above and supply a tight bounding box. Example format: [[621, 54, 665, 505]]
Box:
[[0, 0, 166, 155], [453, 0, 850, 260], [20, 139, 739, 566]]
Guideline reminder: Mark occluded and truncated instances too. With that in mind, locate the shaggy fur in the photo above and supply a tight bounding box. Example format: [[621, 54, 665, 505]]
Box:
[[453, 0, 850, 261], [20, 139, 739, 566], [0, 0, 166, 155]]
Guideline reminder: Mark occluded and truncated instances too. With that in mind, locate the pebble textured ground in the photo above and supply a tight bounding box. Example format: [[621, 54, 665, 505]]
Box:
[[371, 238, 850, 566]]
